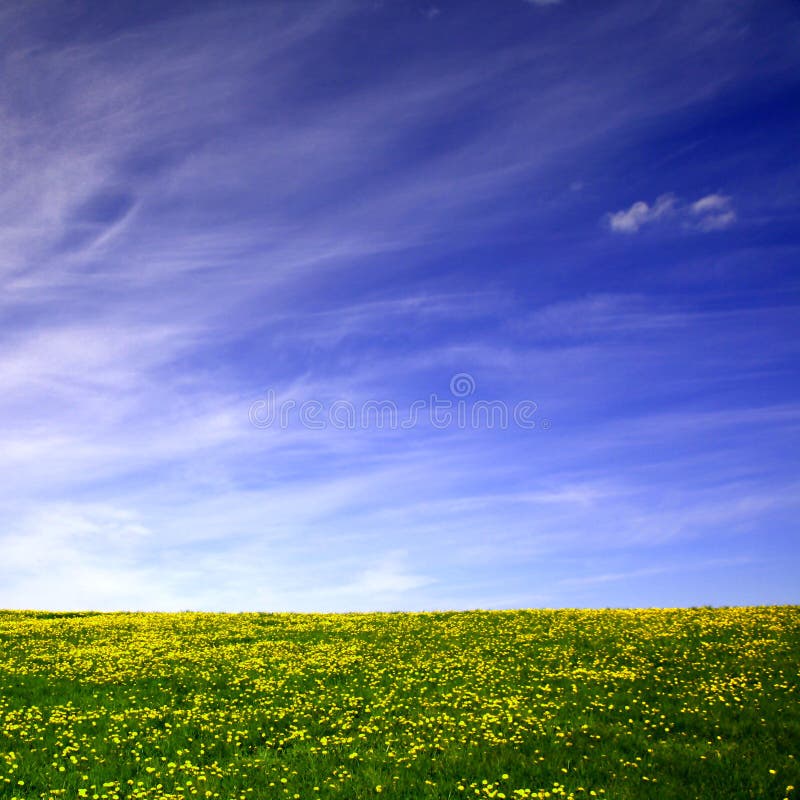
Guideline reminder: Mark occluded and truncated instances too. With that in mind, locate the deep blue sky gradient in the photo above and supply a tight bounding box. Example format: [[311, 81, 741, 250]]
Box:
[[1, 0, 798, 610]]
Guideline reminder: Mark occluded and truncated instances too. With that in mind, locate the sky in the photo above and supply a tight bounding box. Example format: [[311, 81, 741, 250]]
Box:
[[1, 0, 799, 612]]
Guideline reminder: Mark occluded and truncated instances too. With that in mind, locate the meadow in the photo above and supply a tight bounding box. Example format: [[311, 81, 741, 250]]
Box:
[[0, 607, 798, 800]]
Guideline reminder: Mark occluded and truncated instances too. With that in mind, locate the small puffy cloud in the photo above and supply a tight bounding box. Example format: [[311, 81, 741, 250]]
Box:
[[608, 192, 736, 234], [607, 194, 676, 233], [690, 193, 736, 231]]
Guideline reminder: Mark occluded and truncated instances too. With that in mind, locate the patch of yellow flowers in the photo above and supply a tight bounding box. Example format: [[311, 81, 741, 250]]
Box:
[[0, 607, 797, 799]]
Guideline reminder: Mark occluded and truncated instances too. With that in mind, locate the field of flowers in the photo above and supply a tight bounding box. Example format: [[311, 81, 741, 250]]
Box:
[[0, 607, 798, 800]]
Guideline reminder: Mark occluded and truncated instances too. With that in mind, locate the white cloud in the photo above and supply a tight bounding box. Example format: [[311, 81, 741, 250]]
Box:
[[337, 551, 434, 598], [691, 193, 729, 213], [608, 193, 736, 234], [690, 193, 736, 230], [607, 194, 676, 233]]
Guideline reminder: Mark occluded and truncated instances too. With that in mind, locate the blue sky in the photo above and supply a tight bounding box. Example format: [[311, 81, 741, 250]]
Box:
[[1, 0, 798, 611]]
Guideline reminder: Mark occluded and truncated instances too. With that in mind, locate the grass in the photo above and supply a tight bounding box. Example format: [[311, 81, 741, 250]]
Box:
[[0, 607, 798, 800]]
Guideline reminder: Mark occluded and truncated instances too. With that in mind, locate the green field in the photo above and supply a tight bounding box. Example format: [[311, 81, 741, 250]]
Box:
[[0, 607, 798, 800]]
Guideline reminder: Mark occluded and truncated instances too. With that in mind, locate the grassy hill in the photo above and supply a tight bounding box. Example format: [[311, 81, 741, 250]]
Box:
[[0, 607, 798, 799]]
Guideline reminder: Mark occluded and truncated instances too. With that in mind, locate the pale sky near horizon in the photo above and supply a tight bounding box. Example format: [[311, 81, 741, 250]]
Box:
[[1, 0, 799, 611]]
